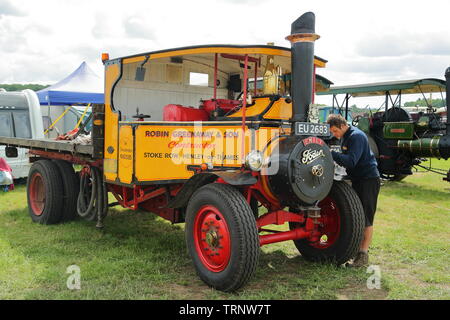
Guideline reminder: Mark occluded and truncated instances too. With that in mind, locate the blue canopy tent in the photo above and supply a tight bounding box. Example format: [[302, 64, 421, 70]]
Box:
[[37, 62, 104, 105]]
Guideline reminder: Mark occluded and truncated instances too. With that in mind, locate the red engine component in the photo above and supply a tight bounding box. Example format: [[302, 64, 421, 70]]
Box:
[[163, 104, 209, 121], [201, 99, 240, 113]]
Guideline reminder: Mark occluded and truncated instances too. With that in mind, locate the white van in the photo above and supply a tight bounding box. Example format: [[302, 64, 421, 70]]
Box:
[[0, 89, 44, 179]]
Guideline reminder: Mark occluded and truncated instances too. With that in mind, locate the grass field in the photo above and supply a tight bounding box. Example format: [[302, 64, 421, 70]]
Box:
[[0, 159, 449, 300]]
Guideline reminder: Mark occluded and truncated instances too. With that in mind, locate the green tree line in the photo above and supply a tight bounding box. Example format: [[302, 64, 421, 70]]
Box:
[[403, 98, 445, 108], [0, 84, 49, 92], [348, 99, 446, 114]]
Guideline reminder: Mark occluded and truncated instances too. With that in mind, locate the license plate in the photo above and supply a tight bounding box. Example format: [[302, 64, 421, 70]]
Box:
[[295, 122, 330, 137]]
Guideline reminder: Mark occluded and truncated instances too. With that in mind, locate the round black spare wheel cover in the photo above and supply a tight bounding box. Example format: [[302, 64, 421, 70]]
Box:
[[288, 138, 334, 205]]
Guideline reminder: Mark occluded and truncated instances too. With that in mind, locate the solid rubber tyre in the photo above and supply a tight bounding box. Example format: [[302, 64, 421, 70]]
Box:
[[185, 183, 260, 292], [52, 160, 80, 222], [27, 160, 64, 224], [290, 180, 365, 265]]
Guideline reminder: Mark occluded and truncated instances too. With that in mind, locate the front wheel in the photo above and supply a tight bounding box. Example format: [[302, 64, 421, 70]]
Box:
[[185, 183, 260, 292], [290, 181, 365, 265]]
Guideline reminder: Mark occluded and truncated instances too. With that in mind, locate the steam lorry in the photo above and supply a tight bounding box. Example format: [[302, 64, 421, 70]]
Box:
[[0, 12, 368, 291]]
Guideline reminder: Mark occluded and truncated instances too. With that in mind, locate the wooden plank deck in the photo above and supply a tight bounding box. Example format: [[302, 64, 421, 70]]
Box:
[[0, 136, 93, 156]]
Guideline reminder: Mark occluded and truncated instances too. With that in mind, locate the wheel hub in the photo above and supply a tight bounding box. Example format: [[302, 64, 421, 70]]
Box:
[[310, 197, 340, 248], [194, 205, 231, 272], [205, 228, 220, 248], [311, 164, 324, 177], [29, 173, 45, 216]]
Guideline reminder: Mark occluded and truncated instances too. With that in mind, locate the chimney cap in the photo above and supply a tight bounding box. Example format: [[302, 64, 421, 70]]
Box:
[[291, 12, 315, 35]]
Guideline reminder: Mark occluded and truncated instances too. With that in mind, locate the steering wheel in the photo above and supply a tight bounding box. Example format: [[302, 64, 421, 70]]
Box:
[[352, 115, 362, 127], [132, 108, 151, 121]]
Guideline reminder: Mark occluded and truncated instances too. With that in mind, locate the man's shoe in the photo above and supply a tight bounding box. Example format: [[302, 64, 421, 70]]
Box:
[[351, 251, 369, 268]]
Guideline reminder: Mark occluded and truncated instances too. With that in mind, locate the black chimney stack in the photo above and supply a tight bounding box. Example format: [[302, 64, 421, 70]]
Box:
[[445, 67, 450, 135], [286, 12, 320, 123]]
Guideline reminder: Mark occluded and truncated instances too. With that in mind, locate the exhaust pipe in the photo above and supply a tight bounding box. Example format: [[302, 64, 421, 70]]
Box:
[[286, 12, 320, 123]]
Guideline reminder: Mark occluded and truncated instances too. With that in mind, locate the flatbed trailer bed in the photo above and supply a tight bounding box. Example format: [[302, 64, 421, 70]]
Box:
[[0, 136, 94, 158]]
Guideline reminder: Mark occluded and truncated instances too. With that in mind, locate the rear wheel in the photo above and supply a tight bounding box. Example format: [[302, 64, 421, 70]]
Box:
[[289, 181, 365, 265], [53, 160, 80, 222], [185, 183, 259, 292], [27, 160, 64, 224]]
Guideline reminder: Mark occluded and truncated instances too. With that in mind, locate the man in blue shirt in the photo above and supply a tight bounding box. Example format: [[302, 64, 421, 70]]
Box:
[[327, 114, 381, 267]]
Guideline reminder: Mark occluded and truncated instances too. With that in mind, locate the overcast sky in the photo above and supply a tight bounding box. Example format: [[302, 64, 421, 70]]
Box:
[[1, 0, 449, 107]]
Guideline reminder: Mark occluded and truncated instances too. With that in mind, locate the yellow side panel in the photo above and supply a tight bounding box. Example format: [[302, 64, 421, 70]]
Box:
[[133, 124, 280, 182], [118, 125, 134, 184], [104, 63, 121, 182]]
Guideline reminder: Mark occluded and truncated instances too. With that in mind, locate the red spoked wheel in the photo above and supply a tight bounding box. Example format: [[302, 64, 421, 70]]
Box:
[[310, 197, 341, 249], [185, 183, 259, 292], [193, 205, 231, 272], [29, 173, 45, 216], [289, 181, 365, 265]]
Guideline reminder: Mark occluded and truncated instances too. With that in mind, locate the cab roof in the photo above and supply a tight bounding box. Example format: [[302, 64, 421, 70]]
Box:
[[106, 44, 328, 68], [317, 78, 446, 97]]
